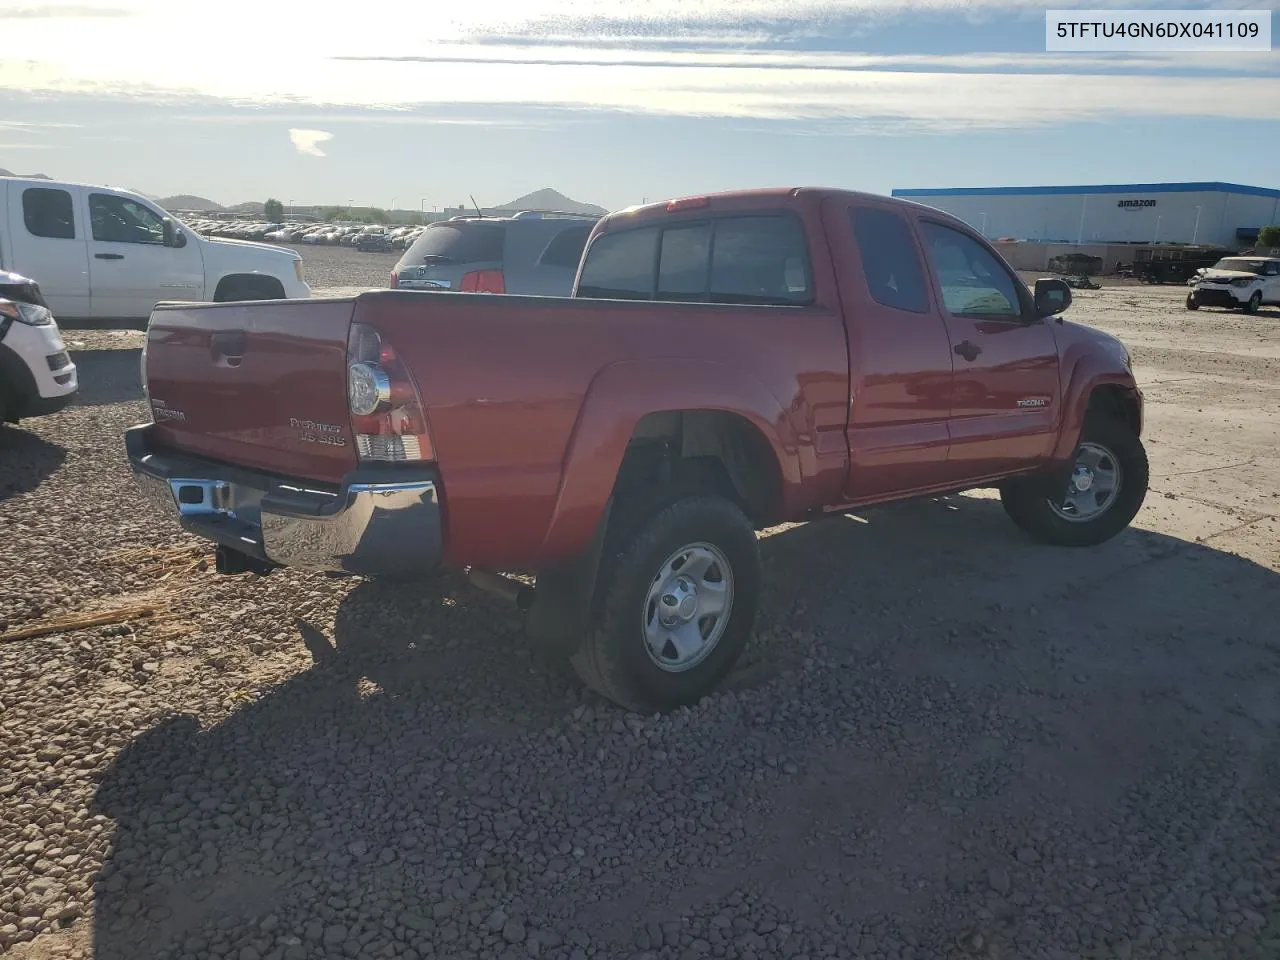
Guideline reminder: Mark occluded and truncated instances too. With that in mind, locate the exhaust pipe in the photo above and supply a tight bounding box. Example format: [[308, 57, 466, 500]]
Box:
[[467, 568, 536, 610], [215, 545, 276, 576]]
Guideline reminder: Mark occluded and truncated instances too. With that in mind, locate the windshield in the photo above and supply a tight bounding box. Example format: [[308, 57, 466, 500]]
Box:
[[1213, 258, 1266, 275]]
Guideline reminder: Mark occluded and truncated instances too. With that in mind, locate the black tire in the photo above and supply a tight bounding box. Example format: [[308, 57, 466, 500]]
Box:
[[1001, 415, 1148, 548], [1185, 292, 1199, 311], [1244, 291, 1262, 315], [571, 497, 760, 712]]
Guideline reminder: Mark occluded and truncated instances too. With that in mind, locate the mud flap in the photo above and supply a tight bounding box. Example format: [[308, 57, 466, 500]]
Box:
[[526, 498, 613, 657]]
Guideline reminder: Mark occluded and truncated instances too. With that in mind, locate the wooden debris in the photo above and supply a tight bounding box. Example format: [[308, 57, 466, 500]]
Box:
[[0, 603, 166, 643]]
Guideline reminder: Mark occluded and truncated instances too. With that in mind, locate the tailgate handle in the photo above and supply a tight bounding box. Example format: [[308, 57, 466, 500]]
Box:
[[210, 330, 247, 367]]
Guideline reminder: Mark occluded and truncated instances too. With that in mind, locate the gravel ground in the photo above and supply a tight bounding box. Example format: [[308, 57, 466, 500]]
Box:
[[289, 244, 399, 297], [2, 284, 1279, 960]]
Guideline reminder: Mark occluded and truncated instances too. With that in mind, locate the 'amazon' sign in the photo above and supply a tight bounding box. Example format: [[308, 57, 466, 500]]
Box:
[[1117, 199, 1157, 209]]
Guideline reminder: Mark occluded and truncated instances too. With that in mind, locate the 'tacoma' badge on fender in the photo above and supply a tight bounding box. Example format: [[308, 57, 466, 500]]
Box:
[[290, 417, 347, 446], [1016, 398, 1049, 408]]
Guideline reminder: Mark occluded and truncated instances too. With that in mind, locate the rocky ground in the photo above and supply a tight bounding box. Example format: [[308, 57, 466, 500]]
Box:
[[1, 281, 1278, 960]]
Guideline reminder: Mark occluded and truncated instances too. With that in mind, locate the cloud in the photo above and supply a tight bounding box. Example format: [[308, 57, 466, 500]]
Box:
[[288, 128, 333, 156], [0, 3, 131, 17]]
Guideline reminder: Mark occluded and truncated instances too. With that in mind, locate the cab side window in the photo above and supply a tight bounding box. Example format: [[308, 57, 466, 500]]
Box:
[[920, 222, 1022, 319], [23, 188, 76, 240], [849, 206, 928, 313], [90, 193, 165, 245]]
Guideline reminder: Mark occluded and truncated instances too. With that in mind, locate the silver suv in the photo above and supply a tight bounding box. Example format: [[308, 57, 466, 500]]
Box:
[[390, 212, 598, 297]]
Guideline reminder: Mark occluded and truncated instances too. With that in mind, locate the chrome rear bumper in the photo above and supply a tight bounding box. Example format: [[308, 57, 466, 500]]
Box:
[[125, 424, 442, 576]]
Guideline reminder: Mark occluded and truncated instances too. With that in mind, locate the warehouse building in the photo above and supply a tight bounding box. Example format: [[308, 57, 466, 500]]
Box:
[[890, 182, 1280, 249]]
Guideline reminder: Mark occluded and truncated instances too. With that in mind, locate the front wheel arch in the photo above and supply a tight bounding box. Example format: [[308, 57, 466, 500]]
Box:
[[212, 274, 286, 302]]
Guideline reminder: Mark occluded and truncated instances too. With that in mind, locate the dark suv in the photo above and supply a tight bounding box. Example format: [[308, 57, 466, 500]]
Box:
[[390, 212, 598, 296]]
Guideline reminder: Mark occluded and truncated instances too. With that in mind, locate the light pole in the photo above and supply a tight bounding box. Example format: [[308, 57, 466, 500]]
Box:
[[1153, 215, 1162, 244], [288, 199, 293, 218], [390, 197, 397, 223], [1192, 205, 1201, 244], [979, 212, 988, 237], [1076, 196, 1087, 245], [420, 198, 429, 225]]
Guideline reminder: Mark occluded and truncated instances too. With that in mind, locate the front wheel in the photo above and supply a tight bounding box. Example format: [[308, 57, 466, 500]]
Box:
[[1185, 292, 1199, 311], [1244, 291, 1262, 315], [571, 497, 760, 712], [1001, 416, 1148, 548]]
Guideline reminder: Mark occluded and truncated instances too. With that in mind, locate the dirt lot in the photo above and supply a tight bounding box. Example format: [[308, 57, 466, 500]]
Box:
[[1, 282, 1278, 960]]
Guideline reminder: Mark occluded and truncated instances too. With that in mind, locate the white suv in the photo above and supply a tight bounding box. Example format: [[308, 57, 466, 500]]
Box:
[[0, 270, 76, 424], [1187, 256, 1280, 314]]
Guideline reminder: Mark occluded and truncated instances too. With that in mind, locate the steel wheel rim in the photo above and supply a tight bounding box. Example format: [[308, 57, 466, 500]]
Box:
[[642, 542, 734, 673], [1048, 441, 1122, 523]]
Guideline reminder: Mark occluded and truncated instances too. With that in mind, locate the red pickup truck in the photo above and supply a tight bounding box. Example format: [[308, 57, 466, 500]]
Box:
[[126, 188, 1146, 711]]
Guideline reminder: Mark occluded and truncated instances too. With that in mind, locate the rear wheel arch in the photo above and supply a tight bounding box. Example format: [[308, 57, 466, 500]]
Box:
[[212, 274, 285, 302], [613, 409, 785, 528]]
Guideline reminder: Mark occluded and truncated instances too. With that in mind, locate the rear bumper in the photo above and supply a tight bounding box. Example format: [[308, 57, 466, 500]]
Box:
[[124, 424, 442, 576]]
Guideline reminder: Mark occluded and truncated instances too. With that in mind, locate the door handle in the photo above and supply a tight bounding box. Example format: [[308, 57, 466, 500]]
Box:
[[94, 253, 125, 260], [210, 330, 247, 368], [954, 340, 982, 362]]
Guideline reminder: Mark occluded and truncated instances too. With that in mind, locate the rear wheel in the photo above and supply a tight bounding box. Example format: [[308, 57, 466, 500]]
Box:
[[1185, 292, 1199, 311], [1244, 291, 1262, 315], [1001, 415, 1148, 548], [571, 496, 760, 712]]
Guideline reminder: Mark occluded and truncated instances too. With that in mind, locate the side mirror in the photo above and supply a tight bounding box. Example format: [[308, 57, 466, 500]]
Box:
[[1034, 277, 1072, 317], [162, 217, 186, 248]]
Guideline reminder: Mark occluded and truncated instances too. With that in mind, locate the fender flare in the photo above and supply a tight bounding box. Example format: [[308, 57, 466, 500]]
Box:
[[536, 358, 805, 564], [1051, 357, 1141, 462]]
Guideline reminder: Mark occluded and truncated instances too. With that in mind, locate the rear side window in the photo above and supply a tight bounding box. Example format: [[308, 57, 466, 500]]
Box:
[[578, 214, 812, 305], [850, 207, 929, 313], [23, 188, 76, 240], [577, 227, 659, 299], [538, 224, 592, 268], [401, 222, 506, 265]]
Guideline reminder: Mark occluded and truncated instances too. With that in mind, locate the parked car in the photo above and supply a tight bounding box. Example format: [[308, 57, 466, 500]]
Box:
[[1186, 256, 1280, 313], [391, 212, 598, 295], [127, 187, 1146, 712], [0, 270, 77, 424], [356, 229, 394, 253], [0, 178, 310, 321]]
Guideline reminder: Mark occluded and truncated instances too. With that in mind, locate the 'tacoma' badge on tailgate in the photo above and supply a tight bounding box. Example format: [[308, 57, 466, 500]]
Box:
[[290, 417, 347, 446]]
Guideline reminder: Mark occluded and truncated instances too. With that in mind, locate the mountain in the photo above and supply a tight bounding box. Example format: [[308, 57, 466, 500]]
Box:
[[494, 188, 606, 216], [0, 168, 51, 179], [156, 194, 224, 211]]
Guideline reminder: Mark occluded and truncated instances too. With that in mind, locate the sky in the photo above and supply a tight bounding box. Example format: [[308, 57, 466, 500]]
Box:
[[1, 0, 1278, 212]]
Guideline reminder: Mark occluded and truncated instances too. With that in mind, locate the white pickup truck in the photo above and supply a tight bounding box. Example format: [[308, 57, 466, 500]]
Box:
[[0, 177, 310, 322]]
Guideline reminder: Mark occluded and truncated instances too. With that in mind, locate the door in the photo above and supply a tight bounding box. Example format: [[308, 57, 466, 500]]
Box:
[[4, 183, 91, 318], [827, 198, 955, 500], [84, 190, 204, 319], [915, 219, 1061, 482], [1265, 260, 1280, 304]]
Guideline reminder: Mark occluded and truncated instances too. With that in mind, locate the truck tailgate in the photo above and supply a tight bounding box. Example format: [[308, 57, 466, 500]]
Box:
[[143, 298, 358, 483]]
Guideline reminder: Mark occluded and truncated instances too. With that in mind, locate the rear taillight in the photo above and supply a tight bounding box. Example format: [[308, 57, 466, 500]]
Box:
[[389, 270, 399, 289], [346, 322, 434, 462], [459, 269, 505, 293]]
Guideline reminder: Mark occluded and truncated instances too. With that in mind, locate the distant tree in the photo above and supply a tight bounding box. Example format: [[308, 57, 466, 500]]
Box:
[[264, 198, 284, 221], [1258, 225, 1280, 249], [367, 207, 389, 224]]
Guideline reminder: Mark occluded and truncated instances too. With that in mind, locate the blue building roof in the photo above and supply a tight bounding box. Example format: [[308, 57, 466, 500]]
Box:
[[891, 182, 1280, 200]]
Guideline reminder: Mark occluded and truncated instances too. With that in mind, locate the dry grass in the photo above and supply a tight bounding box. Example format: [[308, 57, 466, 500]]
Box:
[[0, 545, 225, 644]]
